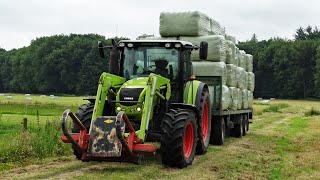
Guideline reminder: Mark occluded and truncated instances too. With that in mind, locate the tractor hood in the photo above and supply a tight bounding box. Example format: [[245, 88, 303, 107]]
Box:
[[121, 77, 149, 89], [117, 77, 149, 106]]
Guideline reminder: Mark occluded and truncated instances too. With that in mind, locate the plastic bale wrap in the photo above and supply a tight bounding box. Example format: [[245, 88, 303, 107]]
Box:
[[239, 50, 247, 69], [229, 87, 238, 110], [247, 72, 255, 91], [209, 85, 231, 110], [160, 11, 212, 37], [226, 40, 236, 64], [210, 18, 225, 35], [242, 90, 249, 109], [225, 35, 237, 44], [237, 88, 243, 109], [236, 67, 247, 89], [181, 35, 226, 62], [246, 54, 253, 72], [248, 91, 253, 108], [192, 61, 227, 85], [234, 47, 240, 67], [226, 64, 237, 87]]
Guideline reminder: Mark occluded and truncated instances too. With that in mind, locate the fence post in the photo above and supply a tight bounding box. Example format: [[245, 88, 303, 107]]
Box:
[[22, 118, 28, 131]]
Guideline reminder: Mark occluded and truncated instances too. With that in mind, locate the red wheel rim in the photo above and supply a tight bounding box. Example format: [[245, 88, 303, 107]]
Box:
[[202, 101, 209, 141], [183, 122, 194, 158]]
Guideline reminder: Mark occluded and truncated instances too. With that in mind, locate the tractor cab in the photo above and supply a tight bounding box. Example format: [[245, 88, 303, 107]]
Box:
[[110, 40, 204, 103]]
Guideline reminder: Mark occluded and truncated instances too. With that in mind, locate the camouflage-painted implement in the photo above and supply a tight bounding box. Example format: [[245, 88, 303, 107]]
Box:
[[61, 110, 156, 163]]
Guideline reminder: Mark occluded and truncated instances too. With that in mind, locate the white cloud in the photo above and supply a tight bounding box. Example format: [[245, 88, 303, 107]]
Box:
[[0, 0, 320, 50]]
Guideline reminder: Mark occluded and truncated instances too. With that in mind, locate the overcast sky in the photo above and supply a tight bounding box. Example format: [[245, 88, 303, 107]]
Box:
[[0, 0, 319, 50]]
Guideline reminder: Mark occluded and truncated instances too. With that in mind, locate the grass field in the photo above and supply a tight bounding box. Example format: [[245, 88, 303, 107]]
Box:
[[0, 94, 320, 179]]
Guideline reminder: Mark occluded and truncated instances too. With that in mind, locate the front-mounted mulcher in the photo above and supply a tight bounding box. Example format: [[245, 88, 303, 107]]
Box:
[[61, 38, 243, 168]]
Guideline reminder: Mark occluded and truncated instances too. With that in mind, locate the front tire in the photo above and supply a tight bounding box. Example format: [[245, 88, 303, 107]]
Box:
[[72, 103, 94, 159], [161, 109, 198, 168]]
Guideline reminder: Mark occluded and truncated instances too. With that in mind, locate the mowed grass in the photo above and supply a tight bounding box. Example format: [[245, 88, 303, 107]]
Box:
[[1, 98, 320, 179]]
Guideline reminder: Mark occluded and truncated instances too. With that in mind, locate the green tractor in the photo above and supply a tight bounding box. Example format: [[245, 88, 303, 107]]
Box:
[[61, 39, 215, 168]]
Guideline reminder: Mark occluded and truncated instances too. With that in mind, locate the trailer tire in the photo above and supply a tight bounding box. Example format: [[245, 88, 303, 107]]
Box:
[[161, 109, 198, 168], [72, 103, 94, 159], [242, 114, 248, 136], [210, 116, 225, 145], [196, 90, 212, 154], [234, 115, 243, 138]]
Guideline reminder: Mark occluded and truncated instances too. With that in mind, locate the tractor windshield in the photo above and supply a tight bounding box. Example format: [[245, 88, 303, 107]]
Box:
[[122, 47, 179, 80]]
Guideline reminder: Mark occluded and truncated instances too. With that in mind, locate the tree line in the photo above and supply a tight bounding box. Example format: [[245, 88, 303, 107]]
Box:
[[0, 26, 320, 98], [239, 26, 320, 99], [0, 34, 127, 95]]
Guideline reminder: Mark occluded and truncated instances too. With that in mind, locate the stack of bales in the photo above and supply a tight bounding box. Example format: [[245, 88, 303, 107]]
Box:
[[159, 11, 254, 110]]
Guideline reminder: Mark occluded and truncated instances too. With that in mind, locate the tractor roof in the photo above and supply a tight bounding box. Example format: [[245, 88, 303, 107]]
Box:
[[119, 39, 194, 47]]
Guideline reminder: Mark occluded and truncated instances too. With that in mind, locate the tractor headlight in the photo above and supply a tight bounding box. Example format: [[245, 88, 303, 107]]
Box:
[[119, 42, 125, 47], [175, 43, 181, 48], [136, 107, 142, 112], [127, 43, 134, 48], [165, 43, 171, 48], [116, 107, 122, 111]]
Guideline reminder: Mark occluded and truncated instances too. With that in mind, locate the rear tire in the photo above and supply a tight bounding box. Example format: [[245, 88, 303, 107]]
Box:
[[211, 116, 225, 145], [161, 109, 198, 168], [72, 103, 94, 159], [196, 90, 212, 154], [242, 114, 248, 136], [234, 115, 243, 138]]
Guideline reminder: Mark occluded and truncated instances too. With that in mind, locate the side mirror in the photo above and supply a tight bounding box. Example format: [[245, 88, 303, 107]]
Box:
[[98, 41, 105, 58], [199, 41, 208, 60]]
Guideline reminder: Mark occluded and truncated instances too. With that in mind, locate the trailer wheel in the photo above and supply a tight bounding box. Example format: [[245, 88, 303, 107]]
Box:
[[161, 109, 198, 168], [210, 116, 225, 145], [196, 90, 212, 154], [72, 103, 94, 159], [234, 115, 243, 138], [242, 114, 248, 136]]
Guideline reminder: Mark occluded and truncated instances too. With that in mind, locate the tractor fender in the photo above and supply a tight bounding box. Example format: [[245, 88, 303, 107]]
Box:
[[183, 80, 207, 105], [169, 103, 200, 120], [194, 82, 209, 111]]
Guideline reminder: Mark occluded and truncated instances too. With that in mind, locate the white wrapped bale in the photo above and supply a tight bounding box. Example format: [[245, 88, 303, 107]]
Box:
[[160, 11, 211, 36], [226, 40, 236, 64], [226, 64, 237, 87], [210, 18, 225, 35], [239, 50, 246, 69], [237, 88, 242, 109], [246, 54, 253, 72], [159, 11, 225, 37], [248, 90, 253, 108], [192, 61, 227, 85], [247, 72, 255, 91], [242, 90, 249, 109], [209, 85, 231, 110], [235, 47, 240, 66], [225, 35, 237, 44], [181, 35, 226, 62], [229, 87, 238, 110], [237, 67, 247, 90]]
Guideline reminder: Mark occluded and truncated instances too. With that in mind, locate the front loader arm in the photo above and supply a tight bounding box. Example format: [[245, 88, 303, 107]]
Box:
[[138, 73, 171, 141], [90, 72, 126, 133]]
